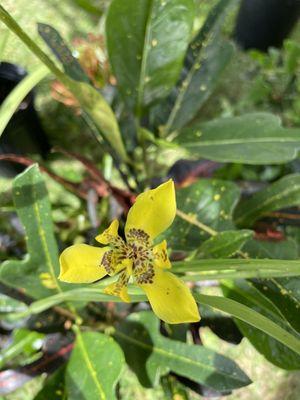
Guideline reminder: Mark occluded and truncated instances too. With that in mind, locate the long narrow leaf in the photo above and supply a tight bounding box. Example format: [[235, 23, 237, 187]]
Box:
[[195, 293, 300, 356], [0, 65, 48, 137]]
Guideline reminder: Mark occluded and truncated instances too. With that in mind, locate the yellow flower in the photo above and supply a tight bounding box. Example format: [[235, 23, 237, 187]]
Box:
[[59, 180, 200, 324]]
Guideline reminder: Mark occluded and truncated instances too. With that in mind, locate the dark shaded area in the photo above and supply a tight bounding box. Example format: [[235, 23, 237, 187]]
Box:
[[0, 62, 50, 177], [235, 0, 300, 51]]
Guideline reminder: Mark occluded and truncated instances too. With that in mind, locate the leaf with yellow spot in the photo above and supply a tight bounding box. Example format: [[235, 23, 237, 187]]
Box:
[[66, 330, 125, 400], [0, 165, 69, 298]]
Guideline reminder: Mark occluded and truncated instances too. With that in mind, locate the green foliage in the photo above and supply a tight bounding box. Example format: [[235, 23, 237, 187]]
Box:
[[199, 229, 253, 258], [0, 165, 67, 298], [66, 330, 124, 400], [235, 174, 300, 227], [115, 311, 251, 391], [0, 0, 300, 398], [165, 179, 240, 250], [106, 0, 195, 112], [0, 66, 48, 138], [177, 113, 300, 164]]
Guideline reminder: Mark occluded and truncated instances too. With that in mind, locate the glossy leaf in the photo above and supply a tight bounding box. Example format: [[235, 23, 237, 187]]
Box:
[[115, 311, 250, 391], [66, 330, 124, 400], [221, 280, 300, 370], [106, 0, 195, 111], [0, 65, 48, 137], [177, 113, 300, 164], [164, 179, 240, 250], [235, 174, 300, 227], [0, 165, 66, 298], [150, 0, 235, 131], [199, 229, 253, 258], [165, 39, 234, 132]]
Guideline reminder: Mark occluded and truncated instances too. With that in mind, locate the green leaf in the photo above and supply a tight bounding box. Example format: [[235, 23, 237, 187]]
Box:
[[195, 293, 300, 357], [221, 280, 300, 370], [242, 240, 300, 332], [165, 179, 240, 250], [0, 328, 44, 369], [0, 165, 66, 298], [177, 113, 300, 164], [106, 0, 195, 112], [34, 366, 66, 400], [115, 311, 250, 391], [6, 257, 300, 320], [243, 238, 298, 259], [151, 0, 235, 131], [0, 293, 27, 314], [199, 229, 253, 258], [0, 65, 48, 137], [235, 174, 300, 227], [173, 258, 300, 281], [37, 24, 89, 83], [66, 330, 124, 400], [165, 39, 234, 132], [0, 6, 127, 161]]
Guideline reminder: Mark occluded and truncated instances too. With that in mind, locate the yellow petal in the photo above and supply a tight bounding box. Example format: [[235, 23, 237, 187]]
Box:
[[153, 240, 171, 269], [104, 270, 130, 302], [125, 180, 176, 241], [95, 219, 120, 245], [59, 244, 108, 283], [138, 266, 200, 324]]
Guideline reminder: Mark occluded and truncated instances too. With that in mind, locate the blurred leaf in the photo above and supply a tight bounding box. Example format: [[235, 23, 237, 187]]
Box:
[[66, 330, 124, 400], [199, 229, 253, 258], [165, 179, 240, 250], [178, 113, 300, 164], [34, 366, 66, 400], [37, 24, 89, 83], [115, 311, 250, 391], [73, 0, 104, 16], [243, 238, 298, 259], [0, 165, 67, 298], [0, 333, 72, 395], [195, 293, 300, 357], [235, 174, 300, 227], [0, 65, 48, 138], [0, 293, 27, 314], [161, 375, 189, 400], [106, 0, 195, 111], [0, 328, 44, 369], [221, 280, 300, 370]]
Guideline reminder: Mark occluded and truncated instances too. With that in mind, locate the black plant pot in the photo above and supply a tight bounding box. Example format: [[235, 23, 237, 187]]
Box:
[[234, 0, 300, 51], [0, 62, 50, 176]]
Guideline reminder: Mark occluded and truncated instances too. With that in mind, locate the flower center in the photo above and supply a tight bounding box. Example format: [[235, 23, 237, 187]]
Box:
[[100, 228, 154, 282]]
